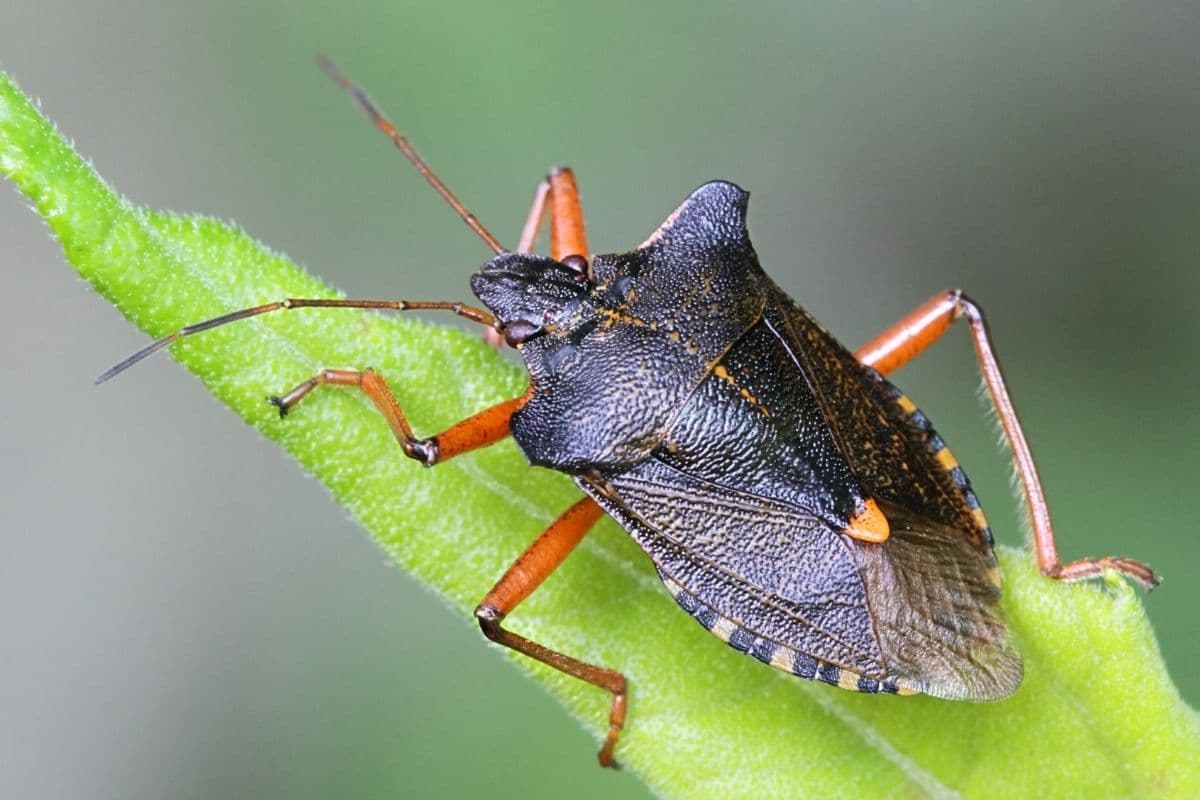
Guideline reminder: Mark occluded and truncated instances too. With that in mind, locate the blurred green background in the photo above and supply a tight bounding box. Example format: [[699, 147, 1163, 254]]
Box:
[[2, 3, 1196, 798]]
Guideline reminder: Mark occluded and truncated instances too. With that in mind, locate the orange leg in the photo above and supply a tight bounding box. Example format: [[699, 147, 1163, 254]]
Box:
[[548, 167, 589, 261], [475, 496, 627, 767], [269, 369, 528, 465], [513, 167, 590, 261], [516, 176, 552, 254], [856, 290, 1159, 589]]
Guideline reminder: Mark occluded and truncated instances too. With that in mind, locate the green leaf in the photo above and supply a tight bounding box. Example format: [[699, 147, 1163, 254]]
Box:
[[4, 69, 1198, 799]]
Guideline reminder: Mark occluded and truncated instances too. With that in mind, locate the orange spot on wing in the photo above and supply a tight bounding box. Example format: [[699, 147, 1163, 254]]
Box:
[[845, 497, 890, 544]]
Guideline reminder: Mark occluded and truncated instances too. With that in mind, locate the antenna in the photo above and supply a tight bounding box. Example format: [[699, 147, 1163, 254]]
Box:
[[317, 56, 506, 254], [96, 60, 509, 385], [95, 298, 495, 384]]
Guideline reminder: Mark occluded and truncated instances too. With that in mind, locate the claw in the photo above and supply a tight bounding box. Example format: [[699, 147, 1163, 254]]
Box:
[[266, 395, 288, 418]]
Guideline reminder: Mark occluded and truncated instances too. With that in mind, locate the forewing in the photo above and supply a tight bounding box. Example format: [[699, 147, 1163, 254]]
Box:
[[766, 294, 992, 550], [759, 290, 1020, 697], [581, 458, 889, 677]]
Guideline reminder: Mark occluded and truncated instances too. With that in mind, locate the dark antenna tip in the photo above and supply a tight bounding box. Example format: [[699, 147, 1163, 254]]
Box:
[[314, 54, 344, 87], [95, 335, 178, 385]]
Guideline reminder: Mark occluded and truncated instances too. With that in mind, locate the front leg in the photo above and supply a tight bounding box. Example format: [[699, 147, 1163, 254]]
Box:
[[269, 368, 529, 465]]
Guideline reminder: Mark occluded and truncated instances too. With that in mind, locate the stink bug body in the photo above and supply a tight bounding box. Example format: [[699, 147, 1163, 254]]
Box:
[[100, 59, 1159, 767]]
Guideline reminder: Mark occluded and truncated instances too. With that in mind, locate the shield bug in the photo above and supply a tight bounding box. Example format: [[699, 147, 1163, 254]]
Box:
[[99, 58, 1159, 767]]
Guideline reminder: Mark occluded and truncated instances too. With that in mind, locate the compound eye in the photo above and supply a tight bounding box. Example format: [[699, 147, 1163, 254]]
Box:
[[503, 320, 542, 348], [561, 254, 589, 280]]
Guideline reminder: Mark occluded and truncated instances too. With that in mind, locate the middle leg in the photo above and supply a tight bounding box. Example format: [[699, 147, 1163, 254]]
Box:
[[269, 368, 529, 466]]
